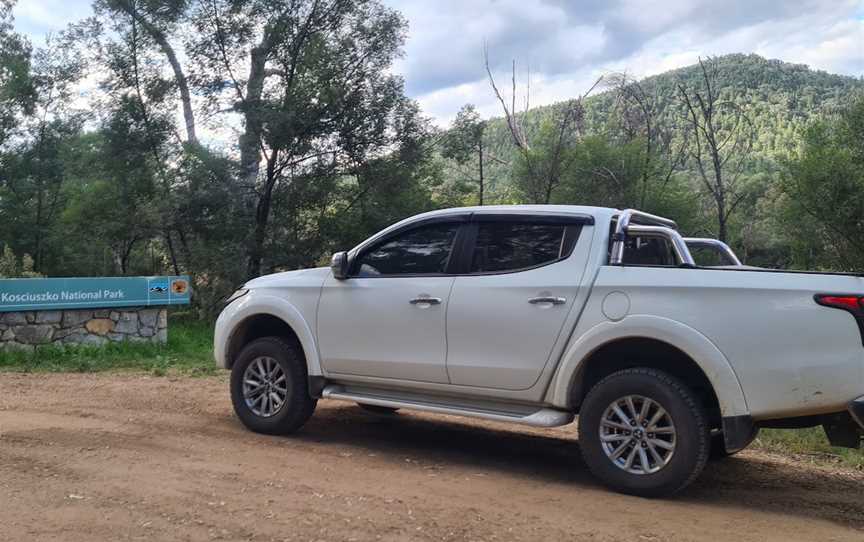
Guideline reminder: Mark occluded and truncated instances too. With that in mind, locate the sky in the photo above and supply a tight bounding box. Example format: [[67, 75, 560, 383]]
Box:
[[12, 0, 864, 126]]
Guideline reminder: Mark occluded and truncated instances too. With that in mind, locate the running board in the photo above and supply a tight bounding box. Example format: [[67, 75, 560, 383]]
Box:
[[321, 385, 574, 428]]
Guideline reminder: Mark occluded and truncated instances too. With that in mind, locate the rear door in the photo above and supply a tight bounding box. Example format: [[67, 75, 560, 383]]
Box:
[[445, 215, 593, 390]]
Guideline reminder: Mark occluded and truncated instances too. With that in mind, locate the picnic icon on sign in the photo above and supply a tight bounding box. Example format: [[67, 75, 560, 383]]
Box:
[[171, 279, 189, 295]]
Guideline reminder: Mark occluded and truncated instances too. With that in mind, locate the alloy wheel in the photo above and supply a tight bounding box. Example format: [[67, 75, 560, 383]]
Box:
[[242, 356, 288, 417], [599, 394, 677, 475]]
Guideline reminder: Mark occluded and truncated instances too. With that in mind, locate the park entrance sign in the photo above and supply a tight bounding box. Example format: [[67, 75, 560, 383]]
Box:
[[0, 276, 191, 352], [0, 276, 191, 312]]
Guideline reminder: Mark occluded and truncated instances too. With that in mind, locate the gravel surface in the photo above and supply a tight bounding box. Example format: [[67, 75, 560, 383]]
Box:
[[1, 372, 862, 541]]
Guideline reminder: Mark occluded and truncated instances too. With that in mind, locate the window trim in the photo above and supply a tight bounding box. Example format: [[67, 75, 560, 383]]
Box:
[[347, 212, 592, 279], [470, 213, 593, 226]]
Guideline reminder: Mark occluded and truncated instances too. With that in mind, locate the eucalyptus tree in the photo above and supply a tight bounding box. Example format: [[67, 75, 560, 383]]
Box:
[[0, 24, 90, 273], [485, 49, 602, 204], [778, 97, 864, 271], [102, 0, 419, 279], [0, 0, 35, 253], [442, 104, 489, 205], [0, 0, 35, 147], [100, 0, 197, 146], [605, 72, 687, 210]]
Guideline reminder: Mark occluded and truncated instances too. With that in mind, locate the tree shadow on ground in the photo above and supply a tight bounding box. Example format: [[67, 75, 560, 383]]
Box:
[[287, 402, 864, 530]]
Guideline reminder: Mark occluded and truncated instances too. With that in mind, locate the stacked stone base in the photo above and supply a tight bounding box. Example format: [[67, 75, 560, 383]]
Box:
[[0, 307, 167, 352]]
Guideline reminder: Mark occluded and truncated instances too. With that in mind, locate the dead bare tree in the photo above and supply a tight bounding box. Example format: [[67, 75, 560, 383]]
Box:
[[677, 57, 754, 242], [484, 46, 601, 203], [606, 72, 688, 209]]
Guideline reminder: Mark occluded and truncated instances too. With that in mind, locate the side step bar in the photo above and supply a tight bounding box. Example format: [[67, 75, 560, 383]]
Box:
[[321, 385, 574, 428]]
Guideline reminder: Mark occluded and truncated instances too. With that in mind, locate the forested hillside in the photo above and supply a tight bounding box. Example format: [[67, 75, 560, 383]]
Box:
[[472, 54, 863, 203], [0, 0, 862, 316], [442, 54, 863, 267]]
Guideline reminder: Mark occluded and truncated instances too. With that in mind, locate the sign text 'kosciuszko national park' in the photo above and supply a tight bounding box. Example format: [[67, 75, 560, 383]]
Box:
[[0, 276, 191, 312]]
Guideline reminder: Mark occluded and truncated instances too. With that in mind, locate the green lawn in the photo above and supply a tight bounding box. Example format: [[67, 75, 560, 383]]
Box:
[[1, 321, 861, 469]]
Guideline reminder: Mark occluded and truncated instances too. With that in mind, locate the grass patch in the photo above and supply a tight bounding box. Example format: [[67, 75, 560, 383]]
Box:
[[753, 427, 864, 470], [0, 316, 216, 376]]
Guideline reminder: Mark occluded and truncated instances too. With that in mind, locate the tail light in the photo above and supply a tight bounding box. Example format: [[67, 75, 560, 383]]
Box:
[[815, 294, 864, 346], [815, 295, 864, 311]]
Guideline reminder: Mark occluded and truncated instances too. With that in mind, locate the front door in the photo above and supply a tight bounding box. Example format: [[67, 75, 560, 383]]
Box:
[[317, 220, 463, 383], [445, 218, 591, 390]]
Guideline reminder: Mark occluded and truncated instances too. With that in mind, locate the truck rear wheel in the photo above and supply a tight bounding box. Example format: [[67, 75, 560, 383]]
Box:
[[230, 337, 317, 435], [579, 368, 710, 497]]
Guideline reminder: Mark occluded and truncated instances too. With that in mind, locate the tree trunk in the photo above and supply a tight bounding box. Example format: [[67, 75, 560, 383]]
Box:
[[165, 231, 180, 275], [711, 140, 726, 242], [477, 139, 484, 206], [544, 175, 555, 205], [239, 47, 268, 195], [246, 150, 278, 278], [34, 186, 44, 271], [241, 48, 272, 278], [110, 0, 198, 145]]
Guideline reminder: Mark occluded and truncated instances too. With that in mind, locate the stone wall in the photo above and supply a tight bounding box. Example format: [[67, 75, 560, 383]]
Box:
[[0, 307, 167, 352]]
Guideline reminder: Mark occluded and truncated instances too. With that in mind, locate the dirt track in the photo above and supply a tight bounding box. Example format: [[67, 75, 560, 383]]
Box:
[[1, 373, 862, 541]]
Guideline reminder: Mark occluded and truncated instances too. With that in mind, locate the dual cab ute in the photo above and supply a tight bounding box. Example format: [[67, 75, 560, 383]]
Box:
[[215, 205, 864, 496]]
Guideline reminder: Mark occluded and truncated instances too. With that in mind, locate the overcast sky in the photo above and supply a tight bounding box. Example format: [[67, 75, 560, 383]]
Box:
[[12, 0, 864, 126]]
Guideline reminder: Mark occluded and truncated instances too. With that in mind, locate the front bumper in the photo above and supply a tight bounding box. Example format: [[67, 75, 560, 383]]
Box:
[[850, 396, 864, 430]]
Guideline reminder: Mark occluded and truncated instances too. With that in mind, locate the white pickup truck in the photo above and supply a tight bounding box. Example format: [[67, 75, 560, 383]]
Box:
[[214, 205, 864, 496]]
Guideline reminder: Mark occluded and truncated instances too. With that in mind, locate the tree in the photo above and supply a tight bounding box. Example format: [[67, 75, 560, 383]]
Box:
[[0, 27, 88, 272], [101, 0, 416, 279], [0, 244, 42, 278], [677, 57, 755, 242], [605, 72, 687, 210], [441, 104, 488, 205], [0, 0, 35, 147], [102, 0, 197, 146], [778, 96, 864, 271], [61, 100, 162, 275], [485, 48, 601, 204]]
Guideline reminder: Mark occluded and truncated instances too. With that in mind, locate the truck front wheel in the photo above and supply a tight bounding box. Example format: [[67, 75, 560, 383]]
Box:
[[579, 368, 710, 497], [230, 337, 317, 435]]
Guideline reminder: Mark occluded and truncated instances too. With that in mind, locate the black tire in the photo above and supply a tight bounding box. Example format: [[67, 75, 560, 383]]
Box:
[[230, 337, 317, 435], [357, 403, 400, 415], [579, 368, 710, 497]]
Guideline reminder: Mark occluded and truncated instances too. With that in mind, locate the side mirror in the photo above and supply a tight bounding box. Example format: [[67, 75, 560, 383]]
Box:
[[330, 251, 349, 280]]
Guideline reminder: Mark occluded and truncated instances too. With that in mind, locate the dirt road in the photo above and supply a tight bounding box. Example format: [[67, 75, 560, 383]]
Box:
[[1, 373, 862, 541]]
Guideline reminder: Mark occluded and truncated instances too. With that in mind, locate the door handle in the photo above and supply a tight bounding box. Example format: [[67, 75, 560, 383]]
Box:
[[529, 296, 566, 305], [409, 296, 442, 305]]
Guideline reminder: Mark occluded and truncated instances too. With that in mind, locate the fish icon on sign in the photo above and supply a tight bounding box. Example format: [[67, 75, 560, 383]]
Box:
[[149, 280, 170, 295]]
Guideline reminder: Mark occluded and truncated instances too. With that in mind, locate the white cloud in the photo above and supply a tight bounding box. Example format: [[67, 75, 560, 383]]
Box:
[[394, 0, 863, 126], [12, 0, 863, 130], [13, 0, 93, 45]]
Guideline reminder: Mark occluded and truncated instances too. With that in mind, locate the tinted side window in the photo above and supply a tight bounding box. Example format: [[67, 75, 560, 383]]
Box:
[[470, 222, 575, 273], [355, 223, 460, 276], [689, 246, 732, 267], [622, 237, 676, 266]]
